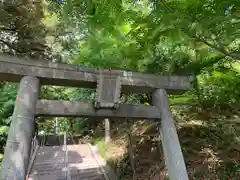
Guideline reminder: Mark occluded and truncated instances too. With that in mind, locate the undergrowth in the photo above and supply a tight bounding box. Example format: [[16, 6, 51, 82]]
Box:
[[98, 105, 240, 180]]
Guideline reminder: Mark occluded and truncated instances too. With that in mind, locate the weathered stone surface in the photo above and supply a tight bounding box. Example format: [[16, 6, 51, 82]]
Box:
[[0, 54, 194, 93], [152, 89, 189, 180], [0, 76, 40, 180], [36, 100, 161, 119], [95, 70, 122, 108], [104, 118, 110, 144]]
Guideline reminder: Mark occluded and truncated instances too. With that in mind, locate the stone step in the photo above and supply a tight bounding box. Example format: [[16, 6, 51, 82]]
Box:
[[37, 146, 93, 156], [38, 144, 90, 150], [30, 167, 103, 176], [32, 163, 101, 172], [29, 172, 105, 180], [29, 169, 106, 179], [33, 157, 97, 164]]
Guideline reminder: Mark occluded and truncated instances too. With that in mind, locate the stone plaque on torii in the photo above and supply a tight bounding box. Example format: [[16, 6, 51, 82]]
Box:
[[95, 69, 122, 109]]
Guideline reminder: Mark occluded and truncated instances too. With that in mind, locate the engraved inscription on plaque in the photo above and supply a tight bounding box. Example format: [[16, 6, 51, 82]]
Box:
[[95, 70, 121, 109]]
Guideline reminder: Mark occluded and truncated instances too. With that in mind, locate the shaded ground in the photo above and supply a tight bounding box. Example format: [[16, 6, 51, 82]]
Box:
[[101, 106, 240, 180]]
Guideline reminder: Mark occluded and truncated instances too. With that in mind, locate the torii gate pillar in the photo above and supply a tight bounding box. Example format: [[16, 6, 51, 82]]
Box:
[[1, 76, 39, 180], [152, 89, 189, 180]]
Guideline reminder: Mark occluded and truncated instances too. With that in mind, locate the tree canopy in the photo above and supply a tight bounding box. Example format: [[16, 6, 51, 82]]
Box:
[[52, 0, 240, 74]]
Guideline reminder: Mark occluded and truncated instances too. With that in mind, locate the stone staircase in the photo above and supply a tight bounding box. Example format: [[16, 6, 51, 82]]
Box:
[[28, 144, 108, 180]]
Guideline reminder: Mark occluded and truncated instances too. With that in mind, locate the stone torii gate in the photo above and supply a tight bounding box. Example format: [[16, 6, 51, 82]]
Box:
[[0, 54, 194, 180]]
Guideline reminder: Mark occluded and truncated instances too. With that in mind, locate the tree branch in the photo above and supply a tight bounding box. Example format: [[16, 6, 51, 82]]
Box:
[[194, 36, 240, 60], [0, 27, 17, 32], [160, 0, 173, 12], [0, 39, 21, 53]]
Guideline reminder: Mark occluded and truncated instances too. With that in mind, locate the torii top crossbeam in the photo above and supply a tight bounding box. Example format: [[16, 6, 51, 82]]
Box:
[[0, 54, 194, 93]]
